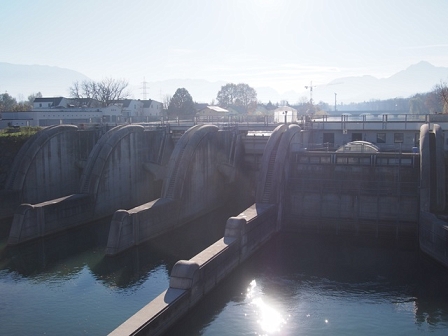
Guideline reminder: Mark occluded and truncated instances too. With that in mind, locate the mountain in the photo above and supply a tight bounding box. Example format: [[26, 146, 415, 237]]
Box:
[[1, 61, 447, 104], [315, 61, 448, 105], [0, 62, 91, 98], [142, 61, 448, 104]]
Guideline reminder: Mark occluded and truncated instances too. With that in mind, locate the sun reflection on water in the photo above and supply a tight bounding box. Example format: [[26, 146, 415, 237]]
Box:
[[246, 279, 287, 335]]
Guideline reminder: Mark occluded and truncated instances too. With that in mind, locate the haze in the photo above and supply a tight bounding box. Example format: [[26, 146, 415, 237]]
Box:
[[2, 0, 448, 103]]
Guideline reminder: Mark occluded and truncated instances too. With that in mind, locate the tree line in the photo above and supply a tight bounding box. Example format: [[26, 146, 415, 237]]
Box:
[[2, 78, 448, 116]]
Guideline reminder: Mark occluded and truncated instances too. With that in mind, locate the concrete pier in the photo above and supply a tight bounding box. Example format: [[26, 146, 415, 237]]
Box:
[[109, 203, 277, 336], [106, 125, 244, 255]]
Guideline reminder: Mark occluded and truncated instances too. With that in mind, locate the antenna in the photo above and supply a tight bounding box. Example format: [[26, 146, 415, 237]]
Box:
[[304, 81, 316, 105], [141, 77, 148, 100]]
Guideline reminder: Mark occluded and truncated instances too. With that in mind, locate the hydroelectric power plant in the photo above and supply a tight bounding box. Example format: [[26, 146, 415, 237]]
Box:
[[1, 114, 448, 335]]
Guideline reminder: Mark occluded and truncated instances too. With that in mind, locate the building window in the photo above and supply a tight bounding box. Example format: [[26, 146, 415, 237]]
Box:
[[39, 103, 42, 107], [377, 133, 386, 143], [394, 133, 404, 143]]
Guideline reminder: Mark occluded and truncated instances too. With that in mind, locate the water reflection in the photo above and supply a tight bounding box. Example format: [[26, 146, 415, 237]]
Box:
[[246, 279, 287, 335], [0, 204, 242, 335], [167, 233, 448, 335]]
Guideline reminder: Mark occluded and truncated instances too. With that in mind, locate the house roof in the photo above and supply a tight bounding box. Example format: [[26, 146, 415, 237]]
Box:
[[142, 100, 153, 108], [198, 106, 230, 114], [109, 99, 132, 108], [33, 97, 64, 106]]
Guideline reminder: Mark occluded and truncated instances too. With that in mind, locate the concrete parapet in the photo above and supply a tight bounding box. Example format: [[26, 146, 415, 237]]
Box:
[[109, 202, 278, 335], [169, 261, 200, 290], [8, 194, 93, 245]]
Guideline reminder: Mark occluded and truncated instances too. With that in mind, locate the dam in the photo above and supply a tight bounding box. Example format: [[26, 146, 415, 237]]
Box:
[[1, 114, 448, 334]]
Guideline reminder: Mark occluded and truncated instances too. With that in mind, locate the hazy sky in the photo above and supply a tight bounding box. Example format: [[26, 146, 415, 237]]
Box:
[[2, 0, 448, 100]]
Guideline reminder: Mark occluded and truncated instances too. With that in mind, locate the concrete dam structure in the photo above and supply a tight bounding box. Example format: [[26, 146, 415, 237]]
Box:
[[6, 124, 246, 248], [3, 118, 448, 335], [106, 124, 246, 255], [0, 125, 100, 220], [111, 122, 448, 336], [7, 124, 174, 244]]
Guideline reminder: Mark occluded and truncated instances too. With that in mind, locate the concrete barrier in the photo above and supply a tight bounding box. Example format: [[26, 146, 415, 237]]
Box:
[[109, 203, 277, 336]]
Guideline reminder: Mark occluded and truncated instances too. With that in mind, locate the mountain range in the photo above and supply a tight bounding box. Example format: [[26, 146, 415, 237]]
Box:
[[1, 61, 447, 105]]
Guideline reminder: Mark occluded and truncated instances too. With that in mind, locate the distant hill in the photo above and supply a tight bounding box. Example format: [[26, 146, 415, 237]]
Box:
[[142, 61, 448, 105], [316, 61, 448, 105], [2, 61, 447, 104], [0, 62, 91, 99]]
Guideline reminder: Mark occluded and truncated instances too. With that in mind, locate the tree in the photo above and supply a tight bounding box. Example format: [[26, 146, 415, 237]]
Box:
[[69, 78, 129, 106], [167, 88, 195, 118], [409, 96, 427, 114], [216, 83, 257, 113], [433, 81, 448, 113], [0, 93, 17, 111]]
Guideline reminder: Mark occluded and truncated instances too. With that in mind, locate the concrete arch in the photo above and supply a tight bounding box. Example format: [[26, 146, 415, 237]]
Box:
[[162, 124, 218, 199], [79, 124, 156, 218], [6, 125, 78, 192], [106, 124, 240, 255], [7, 124, 169, 245], [256, 124, 301, 204]]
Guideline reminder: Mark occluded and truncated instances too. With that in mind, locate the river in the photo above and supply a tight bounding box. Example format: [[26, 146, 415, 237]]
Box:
[[1, 212, 448, 335]]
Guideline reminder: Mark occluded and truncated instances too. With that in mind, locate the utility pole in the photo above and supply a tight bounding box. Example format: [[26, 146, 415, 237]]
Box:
[[334, 93, 337, 111]]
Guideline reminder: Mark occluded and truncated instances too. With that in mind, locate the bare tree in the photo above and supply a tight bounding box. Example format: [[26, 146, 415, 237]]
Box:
[[162, 94, 172, 110], [69, 78, 129, 106], [434, 81, 448, 113]]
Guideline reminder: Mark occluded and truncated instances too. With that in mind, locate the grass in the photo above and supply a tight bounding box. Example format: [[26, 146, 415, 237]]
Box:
[[0, 126, 42, 139]]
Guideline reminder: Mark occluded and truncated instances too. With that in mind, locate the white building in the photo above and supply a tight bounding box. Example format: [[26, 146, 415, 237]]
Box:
[[274, 106, 298, 123], [0, 97, 163, 128]]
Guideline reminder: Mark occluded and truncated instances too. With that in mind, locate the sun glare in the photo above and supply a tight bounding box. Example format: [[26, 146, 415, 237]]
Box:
[[246, 279, 287, 335]]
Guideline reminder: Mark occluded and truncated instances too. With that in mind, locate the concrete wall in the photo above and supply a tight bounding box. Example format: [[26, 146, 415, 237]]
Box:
[[7, 125, 171, 245], [109, 203, 277, 336], [283, 152, 420, 238], [0, 125, 99, 219], [106, 125, 245, 255]]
